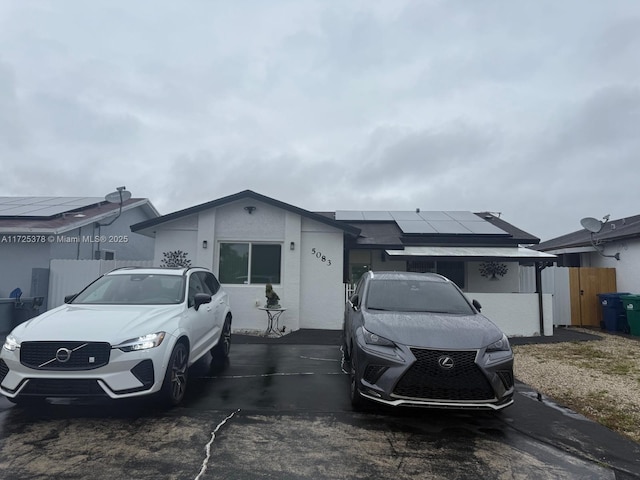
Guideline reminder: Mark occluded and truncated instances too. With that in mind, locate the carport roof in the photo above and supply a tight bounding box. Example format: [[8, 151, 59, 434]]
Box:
[[385, 246, 556, 263]]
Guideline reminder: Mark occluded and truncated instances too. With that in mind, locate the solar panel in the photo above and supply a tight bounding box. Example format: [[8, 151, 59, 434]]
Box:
[[390, 211, 423, 221], [336, 209, 509, 235], [443, 211, 483, 221], [416, 211, 451, 221], [458, 220, 507, 234], [334, 211, 365, 221], [0, 197, 103, 217], [362, 211, 394, 221], [396, 220, 438, 234], [428, 220, 474, 234]]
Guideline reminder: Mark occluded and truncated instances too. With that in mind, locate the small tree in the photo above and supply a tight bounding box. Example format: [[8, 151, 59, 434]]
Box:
[[161, 250, 192, 268]]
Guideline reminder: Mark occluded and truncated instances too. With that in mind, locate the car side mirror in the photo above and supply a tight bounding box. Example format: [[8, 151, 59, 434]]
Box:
[[194, 292, 212, 311], [350, 294, 360, 310], [472, 299, 482, 312], [64, 294, 77, 304]]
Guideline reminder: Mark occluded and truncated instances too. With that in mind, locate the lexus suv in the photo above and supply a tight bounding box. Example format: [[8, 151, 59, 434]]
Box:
[[0, 267, 232, 406], [343, 271, 514, 410]]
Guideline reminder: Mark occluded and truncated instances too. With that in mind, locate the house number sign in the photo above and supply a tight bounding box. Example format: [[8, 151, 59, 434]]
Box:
[[311, 248, 332, 266]]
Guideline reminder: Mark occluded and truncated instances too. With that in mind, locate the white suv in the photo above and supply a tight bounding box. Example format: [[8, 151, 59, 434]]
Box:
[[0, 267, 232, 407]]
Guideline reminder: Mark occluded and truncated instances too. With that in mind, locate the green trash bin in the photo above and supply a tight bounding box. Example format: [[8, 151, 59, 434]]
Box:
[[621, 295, 640, 336]]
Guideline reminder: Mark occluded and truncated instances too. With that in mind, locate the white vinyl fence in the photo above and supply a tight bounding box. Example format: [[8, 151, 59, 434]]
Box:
[[48, 259, 153, 309]]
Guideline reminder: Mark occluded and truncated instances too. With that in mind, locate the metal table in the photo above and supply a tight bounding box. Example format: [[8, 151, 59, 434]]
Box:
[[258, 307, 286, 336]]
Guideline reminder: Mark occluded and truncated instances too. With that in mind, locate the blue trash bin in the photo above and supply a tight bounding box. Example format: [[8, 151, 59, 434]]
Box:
[[598, 293, 631, 332]]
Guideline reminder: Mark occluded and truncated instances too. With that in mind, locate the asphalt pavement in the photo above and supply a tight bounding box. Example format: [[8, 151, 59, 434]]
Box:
[[0, 327, 638, 479]]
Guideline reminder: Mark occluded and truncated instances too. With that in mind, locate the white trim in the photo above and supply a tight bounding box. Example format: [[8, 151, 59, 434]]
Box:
[[385, 246, 556, 259]]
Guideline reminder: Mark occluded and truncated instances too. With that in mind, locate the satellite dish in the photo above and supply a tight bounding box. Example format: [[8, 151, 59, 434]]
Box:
[[580, 217, 603, 233], [105, 188, 131, 204]]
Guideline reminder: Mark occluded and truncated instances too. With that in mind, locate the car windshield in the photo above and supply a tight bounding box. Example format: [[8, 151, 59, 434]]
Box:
[[71, 274, 185, 305], [365, 279, 474, 314]]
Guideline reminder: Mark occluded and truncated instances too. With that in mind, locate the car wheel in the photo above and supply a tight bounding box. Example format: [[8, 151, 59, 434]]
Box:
[[349, 351, 364, 410], [211, 317, 231, 360], [161, 342, 189, 406]]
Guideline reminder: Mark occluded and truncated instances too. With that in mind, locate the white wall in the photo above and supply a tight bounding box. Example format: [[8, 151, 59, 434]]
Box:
[[469, 292, 554, 337], [299, 218, 344, 329], [467, 261, 520, 293], [153, 215, 199, 267], [583, 237, 640, 295]]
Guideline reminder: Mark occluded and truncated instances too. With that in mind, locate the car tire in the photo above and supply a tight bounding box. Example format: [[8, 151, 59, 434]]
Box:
[[349, 351, 364, 410], [211, 316, 231, 360], [161, 342, 189, 406]]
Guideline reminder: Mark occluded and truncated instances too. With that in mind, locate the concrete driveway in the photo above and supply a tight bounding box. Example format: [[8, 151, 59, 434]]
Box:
[[0, 336, 638, 479]]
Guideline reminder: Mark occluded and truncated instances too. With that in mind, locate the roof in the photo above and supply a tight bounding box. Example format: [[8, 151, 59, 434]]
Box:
[[535, 214, 640, 252], [130, 190, 361, 237], [0, 197, 159, 235], [339, 211, 539, 248]]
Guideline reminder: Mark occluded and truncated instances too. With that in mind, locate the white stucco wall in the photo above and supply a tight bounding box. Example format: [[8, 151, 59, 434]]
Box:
[[467, 261, 520, 293], [469, 292, 554, 337], [299, 218, 344, 329], [582, 237, 640, 295], [211, 201, 296, 332], [153, 215, 199, 267]]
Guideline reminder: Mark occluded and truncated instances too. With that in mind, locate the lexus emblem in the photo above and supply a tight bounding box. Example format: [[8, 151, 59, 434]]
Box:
[[437, 356, 454, 370], [55, 348, 72, 363]]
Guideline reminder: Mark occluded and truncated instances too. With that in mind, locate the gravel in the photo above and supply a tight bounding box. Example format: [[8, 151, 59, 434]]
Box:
[[512, 329, 640, 443]]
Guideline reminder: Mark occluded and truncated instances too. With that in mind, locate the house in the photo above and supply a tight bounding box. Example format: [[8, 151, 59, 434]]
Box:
[[0, 196, 159, 311], [533, 214, 640, 328], [131, 190, 555, 337]]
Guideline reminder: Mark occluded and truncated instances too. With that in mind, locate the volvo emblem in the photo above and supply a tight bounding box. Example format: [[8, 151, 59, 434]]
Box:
[[55, 348, 72, 363], [437, 356, 454, 370]]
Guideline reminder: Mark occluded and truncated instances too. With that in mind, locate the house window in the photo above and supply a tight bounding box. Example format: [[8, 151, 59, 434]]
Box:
[[407, 260, 465, 288], [219, 243, 281, 284]]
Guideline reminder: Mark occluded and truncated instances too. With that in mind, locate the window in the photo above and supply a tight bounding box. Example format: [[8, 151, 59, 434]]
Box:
[[407, 260, 465, 288], [219, 242, 281, 284], [197, 271, 221, 295]]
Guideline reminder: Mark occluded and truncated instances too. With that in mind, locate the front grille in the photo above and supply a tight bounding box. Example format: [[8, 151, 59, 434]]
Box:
[[20, 341, 111, 370], [20, 378, 107, 397], [393, 348, 494, 401], [0, 359, 9, 384]]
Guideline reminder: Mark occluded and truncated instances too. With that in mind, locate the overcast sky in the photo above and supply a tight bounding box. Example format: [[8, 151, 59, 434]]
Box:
[[1, 1, 639, 241]]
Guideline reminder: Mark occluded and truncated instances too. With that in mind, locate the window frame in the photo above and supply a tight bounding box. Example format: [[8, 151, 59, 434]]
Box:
[[218, 241, 282, 285]]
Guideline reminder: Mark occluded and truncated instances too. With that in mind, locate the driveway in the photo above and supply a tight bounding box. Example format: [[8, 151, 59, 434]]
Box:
[[0, 333, 638, 479]]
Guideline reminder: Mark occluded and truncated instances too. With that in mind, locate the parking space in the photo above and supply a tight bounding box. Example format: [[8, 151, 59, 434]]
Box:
[[0, 343, 638, 479]]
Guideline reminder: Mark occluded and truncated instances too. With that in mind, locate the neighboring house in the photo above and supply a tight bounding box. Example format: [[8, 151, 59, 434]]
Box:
[[534, 214, 640, 327], [131, 190, 555, 336], [0, 196, 159, 310]]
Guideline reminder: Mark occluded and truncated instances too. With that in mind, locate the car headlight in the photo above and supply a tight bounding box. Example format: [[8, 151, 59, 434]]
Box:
[[116, 332, 166, 352], [363, 327, 396, 347], [486, 334, 511, 352], [3, 335, 20, 352]]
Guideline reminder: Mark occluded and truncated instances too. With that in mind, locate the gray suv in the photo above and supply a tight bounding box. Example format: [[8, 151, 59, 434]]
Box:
[[343, 271, 514, 410]]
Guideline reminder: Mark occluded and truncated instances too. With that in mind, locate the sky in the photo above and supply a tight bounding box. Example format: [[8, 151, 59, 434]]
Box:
[[1, 1, 639, 242]]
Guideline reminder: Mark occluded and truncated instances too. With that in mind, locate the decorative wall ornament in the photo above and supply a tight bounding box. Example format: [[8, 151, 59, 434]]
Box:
[[161, 250, 192, 268], [479, 261, 508, 280]]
